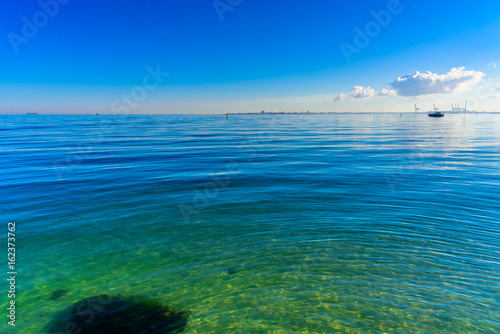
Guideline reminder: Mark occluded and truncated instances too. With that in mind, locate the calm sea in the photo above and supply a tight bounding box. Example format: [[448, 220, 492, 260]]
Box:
[[1, 113, 500, 333]]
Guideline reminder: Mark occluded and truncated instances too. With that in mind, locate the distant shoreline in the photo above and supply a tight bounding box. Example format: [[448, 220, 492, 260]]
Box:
[[228, 111, 500, 115], [4, 112, 500, 115]]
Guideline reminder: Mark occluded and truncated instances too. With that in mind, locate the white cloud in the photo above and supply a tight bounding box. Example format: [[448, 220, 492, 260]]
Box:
[[334, 93, 347, 101], [378, 88, 397, 96], [390, 67, 485, 97], [334, 86, 374, 101], [489, 62, 499, 68]]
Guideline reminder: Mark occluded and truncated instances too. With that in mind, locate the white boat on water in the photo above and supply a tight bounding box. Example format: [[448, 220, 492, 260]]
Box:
[[428, 104, 444, 117]]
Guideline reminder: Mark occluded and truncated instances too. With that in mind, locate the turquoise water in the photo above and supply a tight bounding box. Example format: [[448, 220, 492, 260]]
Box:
[[1, 113, 500, 333]]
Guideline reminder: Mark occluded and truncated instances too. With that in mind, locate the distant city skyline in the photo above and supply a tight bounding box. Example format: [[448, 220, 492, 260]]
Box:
[[1, 0, 500, 114]]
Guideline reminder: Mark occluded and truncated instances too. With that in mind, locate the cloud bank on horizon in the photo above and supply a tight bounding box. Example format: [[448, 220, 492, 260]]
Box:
[[391, 67, 485, 96], [335, 67, 485, 101]]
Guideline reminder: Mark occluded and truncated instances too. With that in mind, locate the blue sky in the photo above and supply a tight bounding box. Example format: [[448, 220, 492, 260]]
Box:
[[1, 0, 500, 113]]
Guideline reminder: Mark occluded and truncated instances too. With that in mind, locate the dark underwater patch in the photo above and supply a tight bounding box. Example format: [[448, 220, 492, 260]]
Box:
[[50, 289, 68, 301], [46, 294, 188, 334]]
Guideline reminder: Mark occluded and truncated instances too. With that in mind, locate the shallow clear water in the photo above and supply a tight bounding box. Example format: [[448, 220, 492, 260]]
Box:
[[1, 113, 500, 333]]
